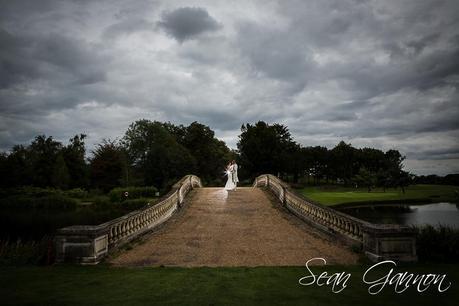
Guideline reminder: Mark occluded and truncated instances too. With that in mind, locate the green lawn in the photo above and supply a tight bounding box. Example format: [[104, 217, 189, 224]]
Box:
[[299, 184, 459, 206], [0, 264, 457, 305]]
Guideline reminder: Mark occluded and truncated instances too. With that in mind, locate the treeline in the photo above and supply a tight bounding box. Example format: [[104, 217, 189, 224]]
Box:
[[0, 120, 234, 192], [1, 119, 456, 193], [413, 174, 459, 186], [238, 121, 414, 191]]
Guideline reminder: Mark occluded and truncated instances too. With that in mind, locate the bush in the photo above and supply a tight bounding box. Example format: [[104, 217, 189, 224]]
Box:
[[0, 236, 54, 266], [118, 198, 151, 211], [108, 186, 158, 202], [34, 195, 78, 210], [415, 224, 459, 263], [91, 196, 112, 211], [64, 188, 88, 199], [0, 186, 63, 198], [0, 195, 77, 211]]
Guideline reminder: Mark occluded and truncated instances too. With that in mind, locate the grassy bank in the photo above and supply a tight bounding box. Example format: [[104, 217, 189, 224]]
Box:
[[0, 264, 457, 305], [299, 184, 458, 206]]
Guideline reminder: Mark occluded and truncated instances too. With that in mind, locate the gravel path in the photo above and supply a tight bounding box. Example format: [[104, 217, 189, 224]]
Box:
[[109, 187, 358, 267]]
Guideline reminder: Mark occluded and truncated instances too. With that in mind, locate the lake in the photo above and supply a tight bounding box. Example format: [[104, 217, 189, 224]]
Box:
[[339, 202, 459, 228]]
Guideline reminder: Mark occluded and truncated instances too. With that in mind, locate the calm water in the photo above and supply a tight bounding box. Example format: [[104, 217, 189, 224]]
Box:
[[340, 202, 459, 228]]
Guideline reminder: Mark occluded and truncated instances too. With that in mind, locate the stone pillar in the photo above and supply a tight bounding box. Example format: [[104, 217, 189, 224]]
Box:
[[363, 225, 417, 262], [54, 225, 109, 265]]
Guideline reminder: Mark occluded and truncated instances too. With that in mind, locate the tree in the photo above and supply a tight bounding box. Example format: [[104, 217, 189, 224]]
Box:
[[29, 135, 63, 187], [397, 170, 413, 194], [384, 149, 409, 191], [90, 140, 127, 192], [0, 145, 33, 187], [122, 120, 196, 188], [62, 134, 88, 188], [287, 143, 305, 183], [304, 146, 330, 184], [237, 121, 296, 179], [330, 141, 358, 184], [169, 121, 232, 185], [353, 167, 377, 192], [143, 130, 196, 189], [0, 134, 87, 189], [357, 148, 386, 173], [52, 153, 70, 189]]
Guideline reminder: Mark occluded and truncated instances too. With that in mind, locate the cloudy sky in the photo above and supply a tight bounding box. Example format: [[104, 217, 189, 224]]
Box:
[[1, 0, 458, 175]]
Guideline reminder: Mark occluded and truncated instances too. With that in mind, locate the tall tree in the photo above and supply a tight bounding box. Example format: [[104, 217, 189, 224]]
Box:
[[353, 167, 377, 192], [52, 153, 70, 189], [62, 134, 88, 188], [29, 135, 63, 187], [90, 140, 127, 192], [178, 122, 231, 184], [123, 120, 196, 188], [330, 141, 358, 184], [237, 121, 296, 179], [307, 146, 330, 184]]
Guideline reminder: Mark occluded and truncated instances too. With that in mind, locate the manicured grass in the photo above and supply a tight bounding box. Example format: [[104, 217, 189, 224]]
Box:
[[299, 184, 459, 206], [0, 264, 458, 305]]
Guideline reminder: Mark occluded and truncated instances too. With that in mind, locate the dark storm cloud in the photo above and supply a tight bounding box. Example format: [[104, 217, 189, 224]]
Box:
[[158, 7, 221, 42], [35, 34, 107, 85], [0, 29, 39, 89], [236, 21, 315, 94], [0, 28, 107, 90]]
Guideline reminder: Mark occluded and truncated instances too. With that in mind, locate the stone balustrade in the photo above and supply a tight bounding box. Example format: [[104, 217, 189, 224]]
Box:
[[253, 174, 417, 262], [55, 175, 202, 264]]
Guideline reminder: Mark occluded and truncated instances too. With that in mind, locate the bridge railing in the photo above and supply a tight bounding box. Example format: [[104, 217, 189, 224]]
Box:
[[253, 174, 417, 262], [55, 175, 202, 264]]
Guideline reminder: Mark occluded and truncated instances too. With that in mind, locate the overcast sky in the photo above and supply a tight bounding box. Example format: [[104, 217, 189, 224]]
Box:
[[1, 0, 458, 175]]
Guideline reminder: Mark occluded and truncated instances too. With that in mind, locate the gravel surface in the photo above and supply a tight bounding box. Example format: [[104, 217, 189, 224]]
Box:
[[109, 187, 359, 267]]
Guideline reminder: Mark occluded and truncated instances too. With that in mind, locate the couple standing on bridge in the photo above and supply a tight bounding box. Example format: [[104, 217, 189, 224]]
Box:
[[224, 160, 239, 191]]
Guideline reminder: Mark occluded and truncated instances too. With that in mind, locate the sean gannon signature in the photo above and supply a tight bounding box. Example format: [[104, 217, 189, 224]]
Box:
[[298, 258, 451, 294]]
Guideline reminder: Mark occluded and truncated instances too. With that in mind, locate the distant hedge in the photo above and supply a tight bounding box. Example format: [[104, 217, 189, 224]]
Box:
[[108, 186, 158, 202], [63, 188, 88, 199], [118, 198, 152, 211], [0, 187, 90, 199], [0, 195, 78, 211]]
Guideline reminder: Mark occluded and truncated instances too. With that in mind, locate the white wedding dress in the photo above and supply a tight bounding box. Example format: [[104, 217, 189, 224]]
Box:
[[224, 165, 236, 190]]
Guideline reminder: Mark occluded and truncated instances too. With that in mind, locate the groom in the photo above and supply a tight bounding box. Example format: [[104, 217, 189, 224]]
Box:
[[231, 160, 239, 190]]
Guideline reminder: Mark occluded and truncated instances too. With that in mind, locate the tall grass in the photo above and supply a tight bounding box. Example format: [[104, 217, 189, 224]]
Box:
[[0, 236, 54, 266], [414, 224, 459, 263]]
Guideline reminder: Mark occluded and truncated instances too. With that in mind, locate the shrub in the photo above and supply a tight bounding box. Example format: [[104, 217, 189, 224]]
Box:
[[88, 188, 104, 197], [0, 194, 78, 211], [0, 195, 31, 210], [91, 196, 112, 211], [0, 186, 62, 198], [0, 236, 54, 266], [64, 188, 88, 199], [118, 198, 151, 211], [109, 186, 158, 202], [0, 195, 77, 211], [34, 195, 78, 210], [415, 224, 459, 263]]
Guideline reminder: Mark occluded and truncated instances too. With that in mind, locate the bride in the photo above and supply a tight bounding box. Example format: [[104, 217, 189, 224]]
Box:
[[224, 162, 236, 191]]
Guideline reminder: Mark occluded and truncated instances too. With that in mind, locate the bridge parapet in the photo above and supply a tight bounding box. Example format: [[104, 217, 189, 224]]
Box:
[[253, 174, 417, 262], [55, 175, 202, 264]]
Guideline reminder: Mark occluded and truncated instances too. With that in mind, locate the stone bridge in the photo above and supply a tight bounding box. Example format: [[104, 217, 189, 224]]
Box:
[[55, 174, 417, 265]]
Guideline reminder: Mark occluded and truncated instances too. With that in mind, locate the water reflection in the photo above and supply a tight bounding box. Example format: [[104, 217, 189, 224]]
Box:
[[340, 202, 459, 228]]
